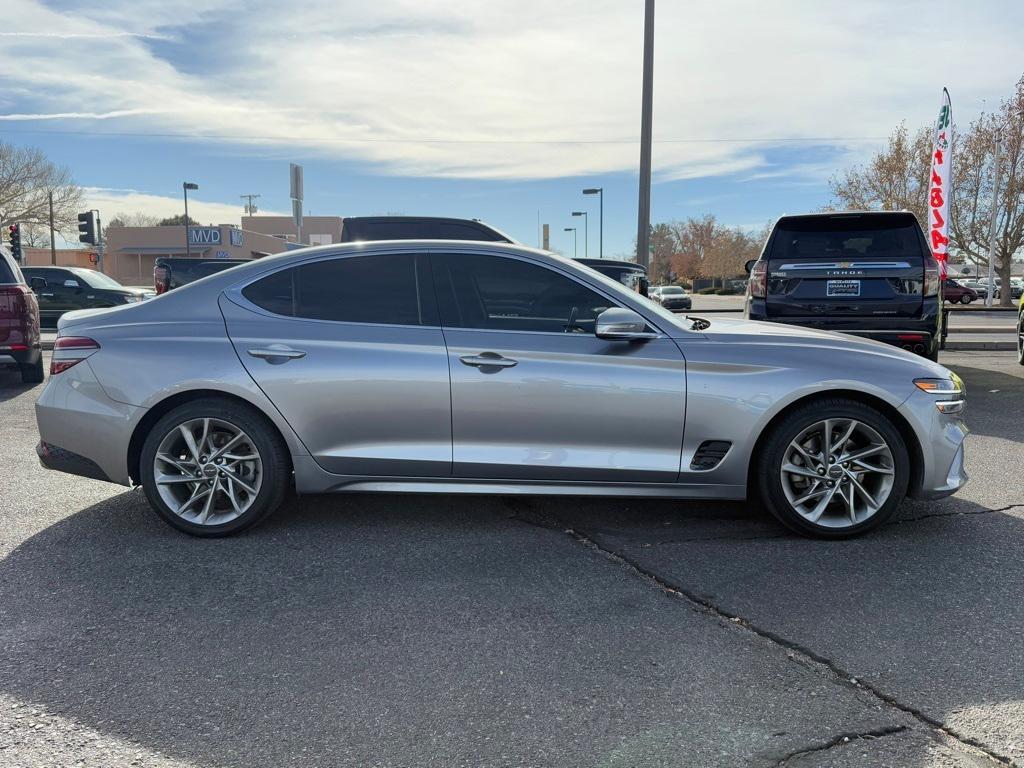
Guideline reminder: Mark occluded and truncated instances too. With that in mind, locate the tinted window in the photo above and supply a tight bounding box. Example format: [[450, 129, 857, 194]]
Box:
[[0, 253, 21, 284], [770, 216, 925, 261], [243, 253, 434, 326], [433, 253, 614, 333]]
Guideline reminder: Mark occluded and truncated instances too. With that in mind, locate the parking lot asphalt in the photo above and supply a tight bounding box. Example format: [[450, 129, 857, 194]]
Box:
[[0, 351, 1021, 768]]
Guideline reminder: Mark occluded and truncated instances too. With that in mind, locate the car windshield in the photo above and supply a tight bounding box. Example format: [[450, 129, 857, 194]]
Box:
[[76, 269, 124, 289], [661, 287, 684, 295]]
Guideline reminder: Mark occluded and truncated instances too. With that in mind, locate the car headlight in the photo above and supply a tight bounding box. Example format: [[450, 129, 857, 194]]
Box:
[[122, 294, 141, 304], [914, 374, 965, 414]]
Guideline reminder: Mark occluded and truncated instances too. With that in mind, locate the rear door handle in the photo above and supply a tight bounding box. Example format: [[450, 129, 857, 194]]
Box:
[[248, 345, 307, 362], [459, 352, 517, 369]]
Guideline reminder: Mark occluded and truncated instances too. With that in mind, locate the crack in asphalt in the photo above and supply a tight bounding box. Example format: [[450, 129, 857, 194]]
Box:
[[894, 503, 1023, 525], [772, 725, 908, 766], [507, 502, 1014, 766]]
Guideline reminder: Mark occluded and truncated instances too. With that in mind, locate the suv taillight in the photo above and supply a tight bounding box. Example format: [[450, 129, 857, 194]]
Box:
[[154, 265, 169, 295], [50, 336, 100, 375], [923, 256, 940, 297], [0, 285, 34, 350], [749, 259, 767, 298]]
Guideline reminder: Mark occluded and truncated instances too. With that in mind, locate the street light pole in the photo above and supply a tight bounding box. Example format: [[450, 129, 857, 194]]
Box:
[[564, 227, 577, 258], [572, 211, 588, 257], [636, 0, 655, 268], [183, 182, 198, 259], [583, 187, 603, 258]]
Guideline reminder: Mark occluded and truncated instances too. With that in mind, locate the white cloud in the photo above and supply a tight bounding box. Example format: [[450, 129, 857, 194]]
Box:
[[1, 0, 1022, 180], [83, 187, 286, 226]]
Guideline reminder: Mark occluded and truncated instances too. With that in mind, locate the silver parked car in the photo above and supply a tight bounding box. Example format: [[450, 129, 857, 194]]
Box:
[[35, 241, 968, 538]]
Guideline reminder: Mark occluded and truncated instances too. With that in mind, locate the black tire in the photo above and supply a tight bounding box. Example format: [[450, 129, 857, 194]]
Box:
[[756, 398, 910, 539], [1017, 312, 1024, 366], [960, 295, 972, 305], [140, 397, 291, 537], [20, 356, 44, 384]]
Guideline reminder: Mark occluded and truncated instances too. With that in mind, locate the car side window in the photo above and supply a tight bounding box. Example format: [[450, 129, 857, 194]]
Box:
[[432, 253, 614, 334], [242, 252, 436, 326]]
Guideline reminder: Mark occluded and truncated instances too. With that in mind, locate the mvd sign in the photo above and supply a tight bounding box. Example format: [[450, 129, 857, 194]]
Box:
[[189, 227, 221, 246]]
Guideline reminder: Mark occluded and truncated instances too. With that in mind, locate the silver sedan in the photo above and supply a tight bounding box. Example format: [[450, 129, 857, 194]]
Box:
[[35, 241, 968, 538]]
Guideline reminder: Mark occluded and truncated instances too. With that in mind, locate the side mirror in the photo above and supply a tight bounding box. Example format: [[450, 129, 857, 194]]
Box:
[[29, 276, 47, 290], [64, 279, 80, 289], [744, 259, 758, 275], [595, 307, 658, 341]]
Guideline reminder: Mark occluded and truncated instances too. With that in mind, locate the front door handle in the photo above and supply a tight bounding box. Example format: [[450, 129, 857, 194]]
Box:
[[40, 293, 54, 298], [459, 352, 518, 369], [248, 345, 307, 362]]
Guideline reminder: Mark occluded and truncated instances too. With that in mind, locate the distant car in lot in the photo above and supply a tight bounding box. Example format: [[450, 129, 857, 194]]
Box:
[[746, 211, 942, 360], [154, 257, 250, 294], [0, 247, 43, 383], [977, 277, 1023, 301], [575, 258, 649, 297], [651, 285, 692, 311], [35, 241, 967, 540], [942, 279, 978, 305], [960, 280, 989, 299], [340, 216, 514, 243], [21, 266, 152, 327]]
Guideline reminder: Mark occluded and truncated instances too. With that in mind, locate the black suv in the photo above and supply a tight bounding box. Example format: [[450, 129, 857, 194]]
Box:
[[340, 216, 514, 243], [746, 211, 941, 360], [22, 266, 152, 327]]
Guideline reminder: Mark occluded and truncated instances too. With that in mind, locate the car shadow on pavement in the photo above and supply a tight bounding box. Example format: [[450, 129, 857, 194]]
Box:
[[2, 487, 1023, 766], [942, 364, 1023, 443]]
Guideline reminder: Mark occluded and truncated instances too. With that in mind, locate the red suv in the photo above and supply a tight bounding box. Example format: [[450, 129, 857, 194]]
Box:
[[942, 279, 978, 304], [0, 248, 43, 383]]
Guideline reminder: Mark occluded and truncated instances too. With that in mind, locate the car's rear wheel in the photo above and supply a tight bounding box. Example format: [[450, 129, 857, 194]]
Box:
[[140, 398, 290, 536], [757, 399, 909, 538], [960, 295, 973, 304], [20, 357, 44, 384]]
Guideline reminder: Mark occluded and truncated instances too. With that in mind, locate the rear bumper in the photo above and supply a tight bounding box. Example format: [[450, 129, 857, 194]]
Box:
[[36, 441, 111, 482], [0, 347, 41, 366], [34, 360, 141, 486]]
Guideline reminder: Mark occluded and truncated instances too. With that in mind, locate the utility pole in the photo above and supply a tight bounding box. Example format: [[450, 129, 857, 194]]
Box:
[[635, 0, 655, 268], [48, 191, 56, 265], [240, 193, 261, 215]]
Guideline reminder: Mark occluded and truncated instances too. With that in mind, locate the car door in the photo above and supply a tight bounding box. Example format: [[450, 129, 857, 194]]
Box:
[[27, 268, 76, 325], [431, 250, 686, 482], [220, 250, 452, 477]]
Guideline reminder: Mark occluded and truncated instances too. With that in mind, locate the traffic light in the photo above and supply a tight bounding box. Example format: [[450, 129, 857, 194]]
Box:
[[7, 223, 21, 262], [77, 211, 98, 245]]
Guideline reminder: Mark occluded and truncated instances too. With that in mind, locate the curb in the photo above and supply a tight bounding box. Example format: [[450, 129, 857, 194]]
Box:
[[943, 340, 1016, 351]]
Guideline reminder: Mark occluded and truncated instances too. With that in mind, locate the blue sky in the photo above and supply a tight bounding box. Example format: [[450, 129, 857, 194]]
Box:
[[2, 0, 1023, 256]]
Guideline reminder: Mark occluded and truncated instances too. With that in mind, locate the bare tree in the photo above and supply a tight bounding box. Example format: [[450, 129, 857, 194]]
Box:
[[0, 142, 84, 238], [106, 211, 160, 229], [827, 123, 932, 226], [949, 75, 1024, 306]]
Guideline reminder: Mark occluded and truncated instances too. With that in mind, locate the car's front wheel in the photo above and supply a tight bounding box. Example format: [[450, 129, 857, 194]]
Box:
[[960, 295, 973, 304], [140, 398, 290, 536], [757, 399, 910, 538], [1017, 311, 1024, 366]]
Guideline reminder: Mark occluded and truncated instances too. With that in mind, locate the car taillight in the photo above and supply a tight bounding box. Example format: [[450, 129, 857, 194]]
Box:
[[50, 336, 100, 375], [0, 284, 31, 322], [923, 256, 940, 297], [749, 259, 767, 298], [154, 265, 169, 295]]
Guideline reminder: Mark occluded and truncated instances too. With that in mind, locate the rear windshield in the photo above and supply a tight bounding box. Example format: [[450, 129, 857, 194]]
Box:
[[343, 219, 508, 242], [770, 216, 924, 261], [0, 253, 21, 284]]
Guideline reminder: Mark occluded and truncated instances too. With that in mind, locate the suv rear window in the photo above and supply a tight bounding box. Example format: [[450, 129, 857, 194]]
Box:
[[0, 252, 22, 284], [770, 215, 924, 261], [343, 219, 508, 242]]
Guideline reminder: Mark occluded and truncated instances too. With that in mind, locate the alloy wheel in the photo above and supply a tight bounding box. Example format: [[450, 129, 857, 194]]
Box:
[[153, 417, 263, 526], [780, 418, 896, 529]]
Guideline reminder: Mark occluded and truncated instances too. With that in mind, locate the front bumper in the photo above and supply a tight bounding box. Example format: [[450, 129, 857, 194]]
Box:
[[899, 389, 969, 499], [661, 300, 692, 312]]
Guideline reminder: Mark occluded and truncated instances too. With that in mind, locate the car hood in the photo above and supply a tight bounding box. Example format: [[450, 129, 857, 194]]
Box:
[[674, 316, 950, 376]]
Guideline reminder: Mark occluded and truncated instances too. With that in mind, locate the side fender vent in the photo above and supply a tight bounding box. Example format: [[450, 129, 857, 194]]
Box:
[[690, 440, 732, 471]]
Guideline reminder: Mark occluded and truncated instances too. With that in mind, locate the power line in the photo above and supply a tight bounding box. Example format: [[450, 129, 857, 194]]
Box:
[[0, 127, 890, 145]]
